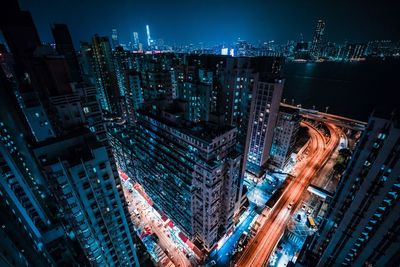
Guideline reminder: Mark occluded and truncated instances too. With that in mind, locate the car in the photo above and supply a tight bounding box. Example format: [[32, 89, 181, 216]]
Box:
[[238, 231, 248, 247], [287, 202, 294, 210], [209, 260, 216, 266], [296, 214, 302, 222], [151, 233, 159, 242]]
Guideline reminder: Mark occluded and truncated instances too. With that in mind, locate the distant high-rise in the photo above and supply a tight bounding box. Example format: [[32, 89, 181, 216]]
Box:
[[132, 31, 139, 51], [111, 28, 119, 49], [300, 113, 400, 266], [310, 19, 326, 59], [146, 25, 152, 48], [139, 54, 173, 101]]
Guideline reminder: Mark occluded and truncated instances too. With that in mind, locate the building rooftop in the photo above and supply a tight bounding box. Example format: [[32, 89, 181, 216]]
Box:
[[139, 106, 236, 144], [32, 129, 103, 167]]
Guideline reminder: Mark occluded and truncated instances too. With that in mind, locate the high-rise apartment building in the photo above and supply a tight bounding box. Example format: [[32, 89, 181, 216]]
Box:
[[177, 81, 212, 122], [269, 106, 300, 169], [0, 74, 88, 267], [146, 25, 152, 48], [246, 79, 284, 175], [300, 114, 400, 266], [113, 46, 135, 97], [310, 19, 326, 59], [51, 23, 81, 82], [132, 32, 140, 51], [91, 34, 121, 115], [111, 29, 119, 49], [0, 1, 148, 265], [139, 54, 174, 101], [109, 103, 242, 250], [107, 54, 284, 256], [123, 71, 144, 124], [32, 131, 140, 266]]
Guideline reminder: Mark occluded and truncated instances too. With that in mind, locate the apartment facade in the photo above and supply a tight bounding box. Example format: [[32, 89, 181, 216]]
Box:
[[109, 104, 242, 250]]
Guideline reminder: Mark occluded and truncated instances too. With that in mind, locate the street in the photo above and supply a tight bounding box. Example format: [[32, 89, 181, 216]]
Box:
[[123, 184, 193, 267], [236, 122, 340, 266]]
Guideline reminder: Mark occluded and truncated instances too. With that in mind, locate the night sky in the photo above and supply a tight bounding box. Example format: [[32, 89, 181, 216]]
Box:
[[18, 0, 400, 47]]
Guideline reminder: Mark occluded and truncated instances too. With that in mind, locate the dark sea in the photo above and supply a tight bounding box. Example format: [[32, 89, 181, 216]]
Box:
[[282, 59, 400, 121]]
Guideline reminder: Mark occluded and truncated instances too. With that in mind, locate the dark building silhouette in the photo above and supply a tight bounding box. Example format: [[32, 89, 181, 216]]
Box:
[[0, 1, 150, 266], [51, 23, 81, 82]]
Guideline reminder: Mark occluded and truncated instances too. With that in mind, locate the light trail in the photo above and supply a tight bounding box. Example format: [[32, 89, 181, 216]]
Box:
[[236, 122, 340, 267]]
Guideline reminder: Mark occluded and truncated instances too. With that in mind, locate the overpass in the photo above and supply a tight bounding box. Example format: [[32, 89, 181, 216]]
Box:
[[281, 103, 367, 131]]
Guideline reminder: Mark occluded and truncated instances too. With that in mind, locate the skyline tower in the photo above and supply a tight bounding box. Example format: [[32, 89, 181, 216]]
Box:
[[146, 24, 152, 47], [310, 19, 326, 59], [132, 31, 139, 51], [111, 28, 119, 49]]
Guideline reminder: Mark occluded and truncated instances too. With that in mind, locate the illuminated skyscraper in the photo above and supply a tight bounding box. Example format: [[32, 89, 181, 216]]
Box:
[[132, 31, 139, 51], [146, 24, 152, 48], [111, 28, 119, 49], [310, 19, 326, 59], [246, 78, 284, 175]]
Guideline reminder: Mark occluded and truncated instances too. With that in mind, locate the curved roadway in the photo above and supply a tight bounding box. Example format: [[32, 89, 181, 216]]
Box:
[[236, 122, 340, 267]]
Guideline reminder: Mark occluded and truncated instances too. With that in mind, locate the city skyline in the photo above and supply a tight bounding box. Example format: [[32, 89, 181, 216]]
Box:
[[17, 0, 400, 47]]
